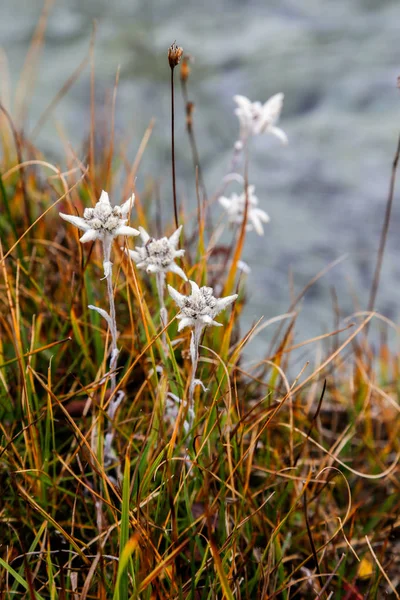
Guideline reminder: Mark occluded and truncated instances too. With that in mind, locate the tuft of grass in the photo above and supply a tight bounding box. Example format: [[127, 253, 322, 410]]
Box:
[[1, 15, 400, 600]]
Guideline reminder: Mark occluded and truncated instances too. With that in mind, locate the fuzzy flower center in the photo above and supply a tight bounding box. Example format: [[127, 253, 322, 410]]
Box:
[[145, 238, 175, 268], [83, 204, 124, 233], [249, 104, 263, 123], [182, 286, 217, 320], [226, 191, 258, 219]]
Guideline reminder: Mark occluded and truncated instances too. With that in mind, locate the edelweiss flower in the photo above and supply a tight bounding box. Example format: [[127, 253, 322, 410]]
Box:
[[60, 190, 139, 244], [168, 280, 237, 332], [219, 185, 270, 235], [125, 225, 187, 281], [60, 190, 139, 277], [233, 93, 287, 143]]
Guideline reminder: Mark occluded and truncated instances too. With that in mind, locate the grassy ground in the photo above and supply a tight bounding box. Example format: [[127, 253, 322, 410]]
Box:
[[1, 18, 400, 600]]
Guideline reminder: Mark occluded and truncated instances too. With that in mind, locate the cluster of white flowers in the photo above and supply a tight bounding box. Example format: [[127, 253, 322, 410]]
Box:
[[60, 190, 139, 278], [168, 280, 237, 332], [217, 92, 287, 237], [58, 85, 288, 443], [219, 185, 270, 236], [167, 280, 237, 433], [60, 190, 140, 465], [60, 190, 138, 244], [124, 225, 187, 281]]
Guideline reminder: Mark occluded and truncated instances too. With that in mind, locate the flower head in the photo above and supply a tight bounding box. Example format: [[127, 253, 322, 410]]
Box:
[[59, 190, 139, 244], [219, 185, 270, 236], [125, 225, 187, 281], [233, 93, 287, 144], [168, 280, 237, 332]]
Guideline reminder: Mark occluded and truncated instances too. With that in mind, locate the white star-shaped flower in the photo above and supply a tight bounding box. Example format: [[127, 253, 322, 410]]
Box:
[[124, 225, 187, 281], [233, 93, 287, 144], [60, 190, 139, 244], [168, 280, 238, 332], [219, 185, 270, 236]]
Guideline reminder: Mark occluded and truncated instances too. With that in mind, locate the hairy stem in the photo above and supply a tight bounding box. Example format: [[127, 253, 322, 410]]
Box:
[[156, 271, 167, 346], [102, 236, 119, 396], [92, 236, 124, 480], [188, 324, 203, 431]]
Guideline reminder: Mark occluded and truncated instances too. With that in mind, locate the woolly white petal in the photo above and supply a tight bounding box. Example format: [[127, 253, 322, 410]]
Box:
[[255, 208, 270, 223], [233, 95, 252, 109], [79, 229, 101, 243], [138, 226, 151, 243], [114, 225, 140, 237], [98, 190, 111, 205], [174, 249, 185, 258], [219, 196, 232, 210], [59, 212, 91, 232], [120, 194, 135, 217], [193, 379, 208, 392], [168, 262, 188, 281], [124, 248, 141, 263], [168, 284, 186, 308], [234, 107, 247, 121], [88, 304, 112, 327], [138, 246, 148, 258], [168, 225, 183, 249], [214, 294, 238, 314], [201, 315, 222, 327], [177, 317, 195, 331], [189, 280, 200, 294], [249, 212, 265, 236], [269, 126, 288, 145], [146, 264, 161, 273], [262, 93, 284, 124], [167, 392, 182, 404]]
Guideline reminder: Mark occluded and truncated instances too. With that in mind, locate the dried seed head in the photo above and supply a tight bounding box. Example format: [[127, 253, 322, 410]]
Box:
[[168, 42, 183, 69]]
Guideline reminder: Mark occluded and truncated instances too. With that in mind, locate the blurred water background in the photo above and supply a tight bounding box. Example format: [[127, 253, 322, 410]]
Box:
[[1, 0, 399, 357]]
